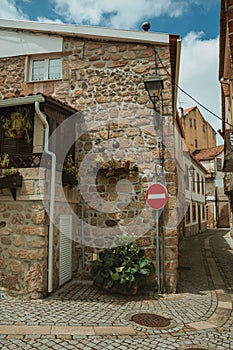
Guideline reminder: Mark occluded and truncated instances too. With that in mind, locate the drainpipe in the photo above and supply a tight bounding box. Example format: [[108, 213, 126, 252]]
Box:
[[35, 101, 56, 294]]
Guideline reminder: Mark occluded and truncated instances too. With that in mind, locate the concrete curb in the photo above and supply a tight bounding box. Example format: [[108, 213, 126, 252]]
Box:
[[186, 235, 232, 330], [0, 325, 137, 336]]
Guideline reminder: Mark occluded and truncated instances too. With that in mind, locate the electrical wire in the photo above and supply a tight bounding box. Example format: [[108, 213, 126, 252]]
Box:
[[155, 50, 233, 129]]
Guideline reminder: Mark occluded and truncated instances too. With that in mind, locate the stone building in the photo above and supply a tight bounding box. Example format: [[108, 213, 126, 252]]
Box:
[[179, 106, 216, 153], [0, 18, 182, 297], [219, 0, 233, 237], [184, 153, 207, 237], [194, 145, 230, 228]]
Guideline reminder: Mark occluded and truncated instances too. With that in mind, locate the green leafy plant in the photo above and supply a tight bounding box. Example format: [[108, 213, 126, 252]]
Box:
[[63, 154, 78, 176], [0, 153, 20, 177], [62, 154, 78, 187], [0, 153, 10, 169], [95, 156, 138, 177], [91, 238, 152, 294], [1, 107, 32, 143]]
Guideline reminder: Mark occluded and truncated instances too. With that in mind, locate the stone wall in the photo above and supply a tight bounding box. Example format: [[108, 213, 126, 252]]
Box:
[[0, 168, 79, 297], [0, 200, 48, 298], [0, 35, 179, 293]]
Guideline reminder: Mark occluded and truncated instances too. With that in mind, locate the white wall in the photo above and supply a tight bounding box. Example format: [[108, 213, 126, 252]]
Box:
[[0, 30, 62, 58]]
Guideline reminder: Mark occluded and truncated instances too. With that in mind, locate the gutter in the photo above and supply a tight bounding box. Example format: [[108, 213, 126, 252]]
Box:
[[35, 101, 56, 294], [0, 18, 170, 45]]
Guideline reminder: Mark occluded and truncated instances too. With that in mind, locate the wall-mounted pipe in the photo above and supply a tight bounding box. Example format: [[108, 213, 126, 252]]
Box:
[[35, 101, 56, 294]]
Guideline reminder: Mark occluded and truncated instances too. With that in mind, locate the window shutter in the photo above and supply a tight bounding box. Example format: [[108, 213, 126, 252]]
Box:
[[59, 215, 72, 286]]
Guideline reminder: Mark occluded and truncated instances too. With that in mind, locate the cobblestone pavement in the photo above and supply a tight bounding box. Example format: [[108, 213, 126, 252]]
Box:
[[0, 229, 232, 349]]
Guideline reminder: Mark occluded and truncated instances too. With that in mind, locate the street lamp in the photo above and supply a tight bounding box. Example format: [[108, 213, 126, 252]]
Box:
[[144, 67, 165, 293], [144, 74, 164, 129]]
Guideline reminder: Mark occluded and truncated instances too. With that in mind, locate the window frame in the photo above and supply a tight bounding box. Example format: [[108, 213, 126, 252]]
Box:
[[192, 203, 196, 222], [28, 54, 62, 82], [216, 158, 222, 171]]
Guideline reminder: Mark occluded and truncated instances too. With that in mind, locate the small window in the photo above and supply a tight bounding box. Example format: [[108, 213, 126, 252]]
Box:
[[202, 205, 205, 220], [31, 60, 44, 81], [195, 139, 198, 148], [30, 58, 62, 81], [197, 173, 200, 193], [202, 177, 205, 194], [186, 204, 190, 223], [189, 118, 192, 127], [194, 119, 196, 129], [192, 172, 195, 192], [230, 133, 233, 151], [48, 59, 62, 80], [192, 203, 196, 222], [203, 124, 206, 133], [185, 164, 189, 190], [216, 158, 222, 171]]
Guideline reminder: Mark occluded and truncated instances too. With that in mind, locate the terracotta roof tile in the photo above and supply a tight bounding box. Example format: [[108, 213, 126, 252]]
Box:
[[193, 145, 224, 161], [183, 106, 196, 115]]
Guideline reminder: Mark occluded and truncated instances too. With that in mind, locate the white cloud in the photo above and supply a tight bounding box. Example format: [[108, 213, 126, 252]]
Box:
[[52, 0, 185, 28], [36, 17, 63, 24], [1, 0, 28, 20], [178, 31, 222, 143]]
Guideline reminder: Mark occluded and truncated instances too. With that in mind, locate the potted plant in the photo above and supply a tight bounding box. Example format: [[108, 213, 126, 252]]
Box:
[[91, 237, 152, 295], [0, 153, 22, 199], [0, 107, 32, 143], [95, 156, 138, 177], [62, 154, 78, 187]]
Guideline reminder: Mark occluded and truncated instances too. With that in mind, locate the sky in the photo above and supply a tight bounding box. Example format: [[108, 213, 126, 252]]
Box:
[[1, 0, 222, 143]]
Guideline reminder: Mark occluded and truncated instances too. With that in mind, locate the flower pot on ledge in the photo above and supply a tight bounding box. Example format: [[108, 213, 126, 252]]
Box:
[[62, 171, 77, 188], [0, 174, 23, 200]]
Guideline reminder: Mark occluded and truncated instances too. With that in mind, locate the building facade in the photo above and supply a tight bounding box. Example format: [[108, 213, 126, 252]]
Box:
[[0, 19, 182, 297], [194, 145, 230, 228], [219, 0, 233, 237], [184, 154, 207, 237], [180, 106, 216, 153]]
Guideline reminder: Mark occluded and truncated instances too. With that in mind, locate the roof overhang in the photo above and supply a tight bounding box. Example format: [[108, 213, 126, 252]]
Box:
[[0, 94, 77, 115], [0, 18, 170, 45]]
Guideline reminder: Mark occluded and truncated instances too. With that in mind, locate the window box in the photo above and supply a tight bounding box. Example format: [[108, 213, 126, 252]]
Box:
[[0, 173, 23, 200], [62, 171, 77, 188]]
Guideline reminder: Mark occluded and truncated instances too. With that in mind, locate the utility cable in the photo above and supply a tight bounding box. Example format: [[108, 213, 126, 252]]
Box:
[[155, 50, 233, 129]]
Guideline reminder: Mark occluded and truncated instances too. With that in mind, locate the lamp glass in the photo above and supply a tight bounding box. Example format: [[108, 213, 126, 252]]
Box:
[[144, 74, 164, 104]]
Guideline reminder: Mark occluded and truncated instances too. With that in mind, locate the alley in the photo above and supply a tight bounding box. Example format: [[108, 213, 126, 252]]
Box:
[[0, 229, 232, 349]]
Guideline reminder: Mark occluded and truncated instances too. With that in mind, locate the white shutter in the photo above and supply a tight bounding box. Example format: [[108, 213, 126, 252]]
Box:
[[59, 215, 72, 286]]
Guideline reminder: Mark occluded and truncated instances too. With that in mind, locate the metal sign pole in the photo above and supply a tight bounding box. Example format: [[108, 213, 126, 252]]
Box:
[[155, 209, 160, 293]]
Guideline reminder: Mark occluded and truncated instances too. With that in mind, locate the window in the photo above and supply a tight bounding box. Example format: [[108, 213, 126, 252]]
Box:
[[0, 106, 33, 156], [202, 205, 205, 220], [186, 204, 190, 223], [185, 164, 189, 190], [192, 204, 196, 222], [194, 119, 196, 129], [197, 173, 200, 193], [189, 118, 192, 127], [230, 133, 233, 151], [201, 177, 205, 195], [31, 58, 62, 81], [192, 172, 195, 192], [216, 158, 222, 171], [203, 124, 206, 133], [195, 139, 198, 148]]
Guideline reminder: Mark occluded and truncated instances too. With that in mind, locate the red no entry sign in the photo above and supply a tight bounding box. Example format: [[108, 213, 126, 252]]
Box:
[[146, 183, 168, 210]]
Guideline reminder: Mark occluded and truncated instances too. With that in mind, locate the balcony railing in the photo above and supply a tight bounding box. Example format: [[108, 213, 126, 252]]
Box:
[[8, 153, 43, 168]]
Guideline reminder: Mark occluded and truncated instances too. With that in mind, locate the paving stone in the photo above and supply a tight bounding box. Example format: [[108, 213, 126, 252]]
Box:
[[0, 229, 232, 349]]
